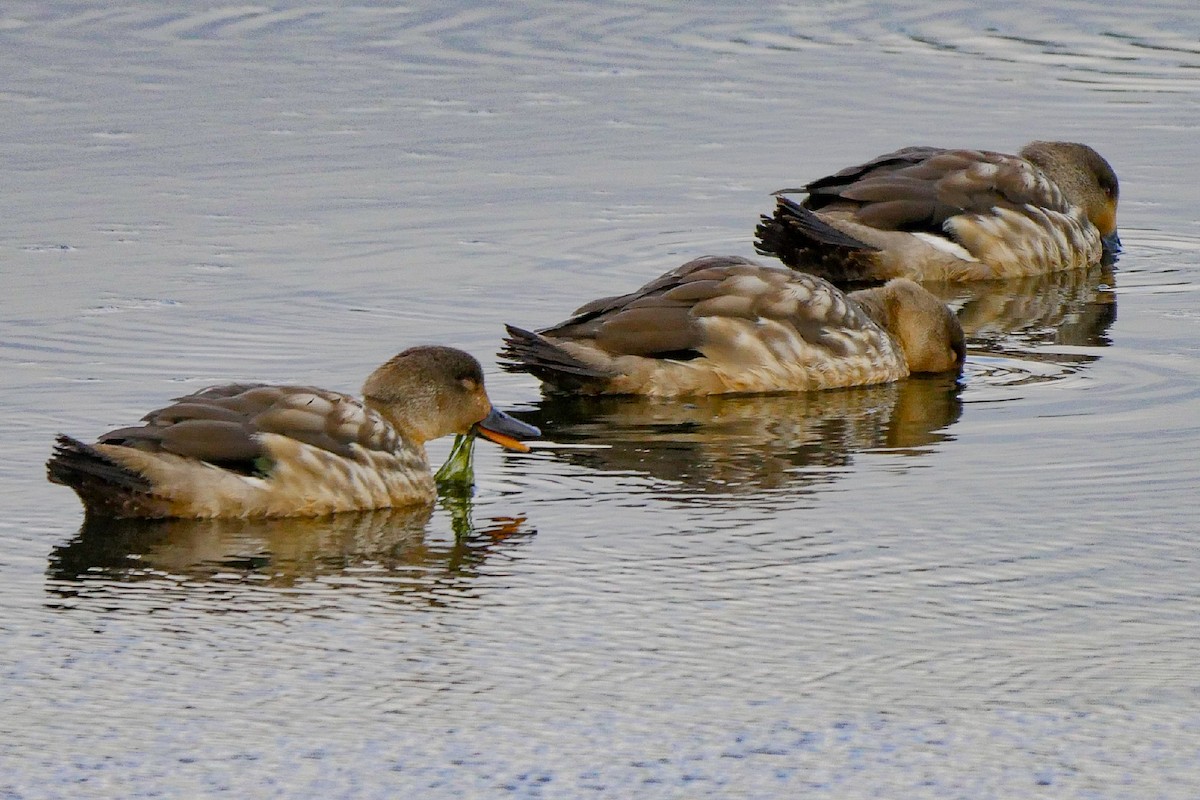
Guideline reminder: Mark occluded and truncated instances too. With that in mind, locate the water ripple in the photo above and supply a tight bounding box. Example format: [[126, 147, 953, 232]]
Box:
[[3, 1, 1199, 796], [512, 378, 963, 504], [45, 501, 538, 610]]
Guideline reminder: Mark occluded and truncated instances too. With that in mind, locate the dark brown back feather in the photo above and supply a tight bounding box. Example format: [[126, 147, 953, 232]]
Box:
[[796, 146, 1044, 234], [90, 382, 393, 472]]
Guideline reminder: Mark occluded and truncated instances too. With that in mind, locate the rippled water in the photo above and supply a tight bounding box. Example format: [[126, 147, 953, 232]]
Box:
[[3, 1, 1200, 797]]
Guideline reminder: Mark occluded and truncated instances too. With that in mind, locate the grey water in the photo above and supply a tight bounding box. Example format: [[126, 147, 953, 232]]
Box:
[[3, 1, 1200, 797]]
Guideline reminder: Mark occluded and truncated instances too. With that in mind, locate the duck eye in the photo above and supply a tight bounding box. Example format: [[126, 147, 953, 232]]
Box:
[[458, 377, 479, 391]]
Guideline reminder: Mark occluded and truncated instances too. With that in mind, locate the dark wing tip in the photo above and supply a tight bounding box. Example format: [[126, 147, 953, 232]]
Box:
[[500, 325, 602, 376], [755, 199, 878, 274], [47, 434, 152, 493]]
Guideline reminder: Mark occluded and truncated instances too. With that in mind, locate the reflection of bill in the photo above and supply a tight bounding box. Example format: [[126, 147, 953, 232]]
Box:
[[522, 375, 962, 496], [47, 503, 533, 596]]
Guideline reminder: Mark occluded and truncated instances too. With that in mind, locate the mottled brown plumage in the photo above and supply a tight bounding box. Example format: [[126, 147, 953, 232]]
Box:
[[756, 141, 1120, 282], [48, 346, 539, 519], [501, 256, 964, 397]]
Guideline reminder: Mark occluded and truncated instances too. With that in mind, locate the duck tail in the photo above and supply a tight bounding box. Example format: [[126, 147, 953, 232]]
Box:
[[755, 196, 880, 281], [499, 325, 610, 390], [47, 435, 154, 515]]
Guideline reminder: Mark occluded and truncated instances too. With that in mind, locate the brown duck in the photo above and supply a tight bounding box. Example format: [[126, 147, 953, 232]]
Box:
[[755, 141, 1120, 282], [501, 256, 964, 397], [47, 346, 539, 519]]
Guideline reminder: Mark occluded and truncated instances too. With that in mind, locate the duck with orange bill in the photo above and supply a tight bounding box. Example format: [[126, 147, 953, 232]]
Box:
[[47, 346, 539, 519]]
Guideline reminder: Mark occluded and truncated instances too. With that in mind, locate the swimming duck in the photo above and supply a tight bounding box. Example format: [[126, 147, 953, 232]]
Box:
[[755, 141, 1120, 282], [47, 346, 540, 519], [500, 256, 964, 397]]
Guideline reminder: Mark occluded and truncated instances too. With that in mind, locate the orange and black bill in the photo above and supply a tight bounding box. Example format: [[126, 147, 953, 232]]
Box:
[[473, 407, 540, 453]]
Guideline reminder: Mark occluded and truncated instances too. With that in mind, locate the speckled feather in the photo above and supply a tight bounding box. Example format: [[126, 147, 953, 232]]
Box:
[[47, 346, 529, 519], [501, 256, 964, 397], [756, 141, 1119, 282], [100, 383, 401, 464]]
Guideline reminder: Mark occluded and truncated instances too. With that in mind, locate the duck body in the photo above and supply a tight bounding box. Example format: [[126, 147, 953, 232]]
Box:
[[48, 346, 539, 519], [501, 256, 964, 397], [755, 141, 1120, 282], [49, 386, 432, 519]]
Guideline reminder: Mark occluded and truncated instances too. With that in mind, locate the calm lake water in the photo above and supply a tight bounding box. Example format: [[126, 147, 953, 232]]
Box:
[[3, 1, 1199, 797]]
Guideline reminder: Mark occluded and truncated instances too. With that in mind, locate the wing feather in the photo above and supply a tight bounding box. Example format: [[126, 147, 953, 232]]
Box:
[[94, 383, 399, 470]]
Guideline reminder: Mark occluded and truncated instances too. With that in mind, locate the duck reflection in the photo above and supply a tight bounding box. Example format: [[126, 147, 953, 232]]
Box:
[[46, 496, 532, 594], [932, 263, 1117, 352], [522, 374, 963, 494], [514, 265, 1115, 495]]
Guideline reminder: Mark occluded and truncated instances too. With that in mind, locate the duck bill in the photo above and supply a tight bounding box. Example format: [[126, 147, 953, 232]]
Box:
[[472, 407, 540, 453], [1102, 229, 1122, 256]]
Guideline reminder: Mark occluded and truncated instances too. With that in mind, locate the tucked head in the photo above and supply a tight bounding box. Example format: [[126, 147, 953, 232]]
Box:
[[363, 346, 538, 449], [860, 279, 965, 375], [1020, 141, 1120, 251]]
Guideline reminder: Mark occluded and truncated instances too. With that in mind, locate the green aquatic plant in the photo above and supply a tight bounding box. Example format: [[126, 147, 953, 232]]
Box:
[[434, 432, 478, 496]]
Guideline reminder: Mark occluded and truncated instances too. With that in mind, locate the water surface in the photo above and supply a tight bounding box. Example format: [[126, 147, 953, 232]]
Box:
[[3, 1, 1199, 797]]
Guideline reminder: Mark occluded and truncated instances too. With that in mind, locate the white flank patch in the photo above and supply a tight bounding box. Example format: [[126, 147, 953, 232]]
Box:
[[911, 231, 979, 261]]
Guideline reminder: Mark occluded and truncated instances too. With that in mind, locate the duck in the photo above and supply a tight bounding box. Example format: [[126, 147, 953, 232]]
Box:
[[754, 140, 1120, 283], [47, 346, 540, 519], [500, 256, 964, 397]]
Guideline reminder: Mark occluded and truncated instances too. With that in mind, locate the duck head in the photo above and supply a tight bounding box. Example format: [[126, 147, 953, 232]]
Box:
[[854, 279, 966, 375], [362, 346, 539, 451], [1020, 141, 1121, 255]]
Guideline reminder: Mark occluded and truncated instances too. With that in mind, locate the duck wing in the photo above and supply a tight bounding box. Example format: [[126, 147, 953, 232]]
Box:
[[96, 383, 400, 471], [548, 256, 875, 359], [539, 256, 768, 359], [789, 146, 1067, 234]]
